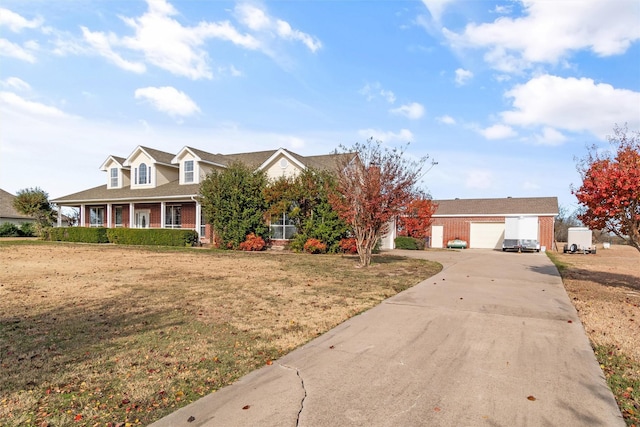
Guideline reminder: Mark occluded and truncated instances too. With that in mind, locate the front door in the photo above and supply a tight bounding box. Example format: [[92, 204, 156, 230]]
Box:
[[135, 210, 150, 228]]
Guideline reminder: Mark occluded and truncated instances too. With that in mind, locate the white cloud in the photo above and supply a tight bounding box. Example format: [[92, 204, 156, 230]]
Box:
[[1, 77, 31, 91], [437, 115, 456, 125], [443, 0, 640, 72], [0, 38, 37, 62], [359, 82, 396, 103], [534, 127, 567, 146], [420, 0, 457, 23], [390, 102, 425, 120], [81, 27, 146, 73], [235, 3, 322, 52], [455, 68, 473, 85], [134, 86, 200, 117], [0, 91, 73, 118], [0, 8, 43, 32], [477, 124, 517, 140], [357, 128, 414, 143], [465, 169, 493, 189], [501, 75, 640, 139]]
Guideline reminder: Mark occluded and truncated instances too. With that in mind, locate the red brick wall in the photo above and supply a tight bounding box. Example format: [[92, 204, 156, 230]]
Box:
[[427, 215, 555, 249], [539, 216, 554, 250], [180, 203, 196, 229]]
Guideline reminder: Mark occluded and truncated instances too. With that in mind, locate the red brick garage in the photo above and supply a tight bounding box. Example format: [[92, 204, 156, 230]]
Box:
[[427, 197, 558, 250]]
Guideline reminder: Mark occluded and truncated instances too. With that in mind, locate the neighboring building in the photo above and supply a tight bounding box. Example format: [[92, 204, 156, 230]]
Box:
[[51, 146, 355, 245], [0, 188, 36, 226], [427, 197, 558, 250]]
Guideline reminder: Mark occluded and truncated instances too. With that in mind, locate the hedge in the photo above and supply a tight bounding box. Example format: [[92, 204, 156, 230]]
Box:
[[45, 227, 199, 247], [47, 227, 109, 243], [394, 236, 425, 250], [106, 228, 199, 247]]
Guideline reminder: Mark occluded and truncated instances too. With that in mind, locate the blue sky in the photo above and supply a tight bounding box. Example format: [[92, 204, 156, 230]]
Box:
[[1, 0, 639, 210]]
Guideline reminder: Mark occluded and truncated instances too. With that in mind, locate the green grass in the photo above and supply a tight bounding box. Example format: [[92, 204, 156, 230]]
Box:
[[594, 345, 640, 426], [545, 251, 571, 276]]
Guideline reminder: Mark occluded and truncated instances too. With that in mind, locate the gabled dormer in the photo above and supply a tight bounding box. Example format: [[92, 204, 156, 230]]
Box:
[[123, 146, 178, 189], [258, 148, 307, 180], [172, 146, 228, 185], [100, 156, 129, 189]]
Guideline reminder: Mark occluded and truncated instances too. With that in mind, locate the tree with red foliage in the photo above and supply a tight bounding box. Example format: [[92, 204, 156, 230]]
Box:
[[329, 138, 436, 266], [573, 125, 640, 252], [397, 194, 438, 239]]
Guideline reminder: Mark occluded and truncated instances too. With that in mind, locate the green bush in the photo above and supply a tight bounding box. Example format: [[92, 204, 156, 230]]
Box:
[[394, 236, 425, 250], [107, 228, 199, 247], [47, 227, 109, 243], [0, 223, 21, 237], [19, 222, 35, 237]]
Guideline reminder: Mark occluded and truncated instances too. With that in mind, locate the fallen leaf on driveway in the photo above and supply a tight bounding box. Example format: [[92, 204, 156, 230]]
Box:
[[527, 396, 536, 401], [242, 405, 250, 410]]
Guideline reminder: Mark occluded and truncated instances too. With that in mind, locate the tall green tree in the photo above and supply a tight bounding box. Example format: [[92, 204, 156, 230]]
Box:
[[12, 187, 56, 237], [199, 163, 269, 249], [265, 168, 350, 253]]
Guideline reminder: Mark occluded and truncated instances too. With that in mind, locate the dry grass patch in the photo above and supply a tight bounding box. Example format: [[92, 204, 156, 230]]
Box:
[[548, 245, 640, 425], [0, 241, 441, 426]]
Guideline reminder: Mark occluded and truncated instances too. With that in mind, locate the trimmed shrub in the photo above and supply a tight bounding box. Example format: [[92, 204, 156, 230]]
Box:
[[0, 223, 21, 237], [339, 237, 358, 254], [394, 236, 425, 250], [239, 233, 266, 251], [47, 227, 109, 243], [303, 238, 327, 254], [106, 228, 198, 247], [19, 222, 35, 237]]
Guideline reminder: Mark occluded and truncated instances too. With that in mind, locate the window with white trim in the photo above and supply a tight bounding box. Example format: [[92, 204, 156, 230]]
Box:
[[165, 205, 182, 228], [184, 160, 194, 183], [270, 213, 297, 239], [114, 206, 123, 227], [89, 207, 105, 227], [110, 168, 118, 187]]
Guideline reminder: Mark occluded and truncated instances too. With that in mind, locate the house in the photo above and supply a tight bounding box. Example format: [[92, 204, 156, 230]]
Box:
[[51, 146, 354, 245], [0, 188, 36, 226], [426, 197, 559, 250]]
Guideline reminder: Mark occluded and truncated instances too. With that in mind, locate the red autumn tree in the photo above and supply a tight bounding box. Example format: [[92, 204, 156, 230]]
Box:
[[329, 138, 436, 267], [573, 124, 640, 252], [397, 194, 438, 239]]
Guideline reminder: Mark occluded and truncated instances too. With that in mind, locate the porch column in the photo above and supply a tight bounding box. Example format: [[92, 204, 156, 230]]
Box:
[[80, 204, 86, 227], [106, 204, 112, 228], [161, 202, 166, 229], [129, 202, 135, 228], [57, 206, 62, 227], [195, 200, 202, 238]]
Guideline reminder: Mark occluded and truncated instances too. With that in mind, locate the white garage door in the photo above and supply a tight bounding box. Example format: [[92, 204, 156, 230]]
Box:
[[470, 222, 505, 249]]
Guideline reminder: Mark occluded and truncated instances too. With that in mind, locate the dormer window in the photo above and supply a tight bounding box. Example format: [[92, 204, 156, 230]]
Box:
[[110, 168, 118, 187], [135, 163, 151, 185], [184, 160, 194, 183]]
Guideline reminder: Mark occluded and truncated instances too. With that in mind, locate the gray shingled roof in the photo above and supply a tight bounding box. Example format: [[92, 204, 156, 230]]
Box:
[[51, 147, 356, 204], [52, 181, 201, 204], [138, 146, 176, 166], [0, 188, 34, 220], [432, 197, 559, 216]]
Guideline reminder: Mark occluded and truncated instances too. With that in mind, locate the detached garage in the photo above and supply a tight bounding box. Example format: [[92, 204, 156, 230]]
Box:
[[427, 197, 558, 250]]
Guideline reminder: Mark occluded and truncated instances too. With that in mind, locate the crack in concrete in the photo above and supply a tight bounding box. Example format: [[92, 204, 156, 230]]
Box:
[[279, 364, 307, 426]]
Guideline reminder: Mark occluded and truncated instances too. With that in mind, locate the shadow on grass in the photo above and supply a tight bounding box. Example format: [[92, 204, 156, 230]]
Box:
[[0, 296, 182, 392], [564, 268, 640, 292]]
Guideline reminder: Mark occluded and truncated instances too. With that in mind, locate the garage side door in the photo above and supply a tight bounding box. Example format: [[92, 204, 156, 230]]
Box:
[[470, 222, 505, 249]]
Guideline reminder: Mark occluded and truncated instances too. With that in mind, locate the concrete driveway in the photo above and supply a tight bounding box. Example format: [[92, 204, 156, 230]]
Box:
[[151, 249, 623, 427]]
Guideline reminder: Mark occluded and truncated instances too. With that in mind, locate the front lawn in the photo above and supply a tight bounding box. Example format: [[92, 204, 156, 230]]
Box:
[[0, 242, 441, 426]]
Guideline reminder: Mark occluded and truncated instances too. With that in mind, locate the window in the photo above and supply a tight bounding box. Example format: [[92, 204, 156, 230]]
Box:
[[270, 213, 297, 239], [114, 206, 123, 227], [138, 163, 147, 184], [184, 160, 194, 183], [199, 207, 206, 237], [110, 168, 118, 187], [165, 205, 182, 228], [89, 207, 105, 227]]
